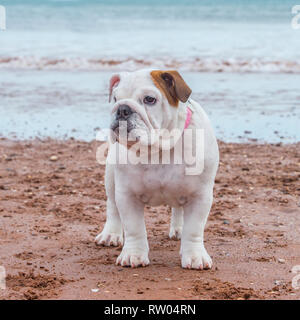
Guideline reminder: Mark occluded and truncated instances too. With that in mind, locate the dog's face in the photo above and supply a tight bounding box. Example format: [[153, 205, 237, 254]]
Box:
[[109, 69, 191, 146]]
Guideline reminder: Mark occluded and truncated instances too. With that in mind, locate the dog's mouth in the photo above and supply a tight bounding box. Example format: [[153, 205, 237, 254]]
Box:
[[110, 102, 153, 146], [110, 118, 136, 136], [110, 118, 141, 145]]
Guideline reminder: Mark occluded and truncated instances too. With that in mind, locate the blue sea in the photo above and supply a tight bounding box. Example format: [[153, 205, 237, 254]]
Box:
[[0, 0, 299, 142]]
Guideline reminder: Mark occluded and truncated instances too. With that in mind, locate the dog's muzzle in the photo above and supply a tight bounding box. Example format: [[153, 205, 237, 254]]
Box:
[[110, 104, 135, 133], [116, 104, 133, 121]]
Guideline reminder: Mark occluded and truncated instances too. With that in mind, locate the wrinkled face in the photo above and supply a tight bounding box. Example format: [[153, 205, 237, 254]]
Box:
[[109, 69, 191, 146]]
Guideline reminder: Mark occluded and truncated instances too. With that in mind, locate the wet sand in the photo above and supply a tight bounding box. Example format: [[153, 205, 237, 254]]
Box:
[[0, 138, 300, 300]]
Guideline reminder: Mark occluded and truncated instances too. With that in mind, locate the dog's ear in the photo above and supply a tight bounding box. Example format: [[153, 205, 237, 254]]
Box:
[[150, 70, 192, 107], [109, 74, 120, 103]]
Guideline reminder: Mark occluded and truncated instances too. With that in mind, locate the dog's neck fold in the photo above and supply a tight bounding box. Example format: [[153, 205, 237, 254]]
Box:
[[165, 101, 192, 132], [152, 100, 192, 152]]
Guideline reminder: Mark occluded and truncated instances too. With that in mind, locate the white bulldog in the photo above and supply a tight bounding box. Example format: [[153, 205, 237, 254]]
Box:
[[95, 69, 219, 269]]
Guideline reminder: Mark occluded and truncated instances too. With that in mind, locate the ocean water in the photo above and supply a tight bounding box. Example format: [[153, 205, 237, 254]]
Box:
[[0, 0, 299, 142]]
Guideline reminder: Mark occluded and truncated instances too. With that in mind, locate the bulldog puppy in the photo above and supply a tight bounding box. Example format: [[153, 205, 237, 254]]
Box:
[[95, 69, 219, 269]]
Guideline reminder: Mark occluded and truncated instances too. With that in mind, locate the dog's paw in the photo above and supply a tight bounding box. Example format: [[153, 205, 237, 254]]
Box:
[[95, 230, 123, 247], [169, 226, 182, 240], [181, 246, 212, 270], [116, 248, 149, 268]]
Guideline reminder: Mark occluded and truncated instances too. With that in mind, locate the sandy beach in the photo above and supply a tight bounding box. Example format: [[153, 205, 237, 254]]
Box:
[[1, 0, 299, 302], [0, 138, 299, 300]]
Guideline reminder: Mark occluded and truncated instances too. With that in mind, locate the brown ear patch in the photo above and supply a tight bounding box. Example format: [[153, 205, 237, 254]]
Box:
[[150, 70, 192, 107]]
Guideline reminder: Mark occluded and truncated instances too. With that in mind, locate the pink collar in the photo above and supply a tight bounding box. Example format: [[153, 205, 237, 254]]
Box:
[[184, 106, 193, 129]]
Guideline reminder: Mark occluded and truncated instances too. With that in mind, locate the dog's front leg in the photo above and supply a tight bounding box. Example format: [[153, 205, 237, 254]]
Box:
[[95, 164, 123, 247], [115, 190, 149, 268], [180, 190, 213, 270], [95, 198, 123, 246]]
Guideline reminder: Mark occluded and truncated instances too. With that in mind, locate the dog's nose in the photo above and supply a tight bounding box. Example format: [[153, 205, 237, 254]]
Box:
[[116, 104, 133, 120]]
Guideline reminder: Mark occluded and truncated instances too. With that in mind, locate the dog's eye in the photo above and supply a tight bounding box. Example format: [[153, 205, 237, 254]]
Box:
[[143, 96, 156, 105]]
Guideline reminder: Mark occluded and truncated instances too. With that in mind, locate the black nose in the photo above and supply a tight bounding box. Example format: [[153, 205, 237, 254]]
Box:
[[116, 104, 133, 120]]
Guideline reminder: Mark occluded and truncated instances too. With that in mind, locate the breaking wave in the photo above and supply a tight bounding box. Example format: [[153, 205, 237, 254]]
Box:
[[1, 56, 300, 73]]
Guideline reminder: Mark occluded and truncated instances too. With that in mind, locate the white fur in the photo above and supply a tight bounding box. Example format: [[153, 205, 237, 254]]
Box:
[[95, 69, 219, 269]]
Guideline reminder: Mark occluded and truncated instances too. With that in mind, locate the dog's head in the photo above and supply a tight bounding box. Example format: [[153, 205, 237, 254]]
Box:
[[108, 69, 192, 146]]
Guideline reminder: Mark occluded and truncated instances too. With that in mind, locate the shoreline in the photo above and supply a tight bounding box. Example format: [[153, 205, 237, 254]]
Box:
[[1, 70, 299, 143], [0, 136, 298, 146], [0, 138, 300, 300]]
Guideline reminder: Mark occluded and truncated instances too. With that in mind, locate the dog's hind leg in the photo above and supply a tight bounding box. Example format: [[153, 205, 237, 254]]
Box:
[[95, 164, 123, 247], [169, 207, 183, 240]]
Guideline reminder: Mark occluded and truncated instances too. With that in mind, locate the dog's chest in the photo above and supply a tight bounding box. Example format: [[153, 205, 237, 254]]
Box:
[[126, 164, 195, 207]]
